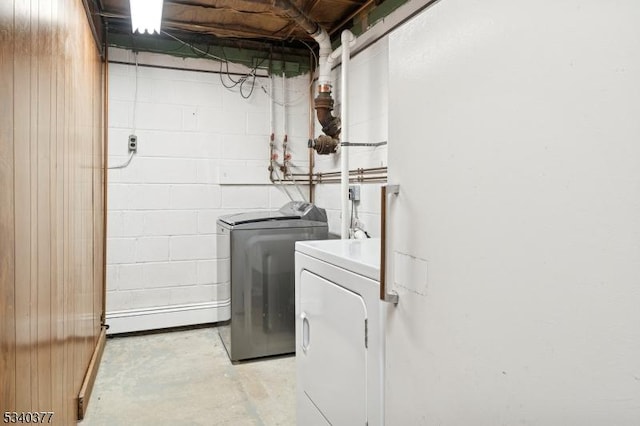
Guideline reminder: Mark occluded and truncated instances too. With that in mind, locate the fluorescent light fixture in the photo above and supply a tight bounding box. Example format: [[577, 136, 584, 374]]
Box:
[[130, 0, 164, 34]]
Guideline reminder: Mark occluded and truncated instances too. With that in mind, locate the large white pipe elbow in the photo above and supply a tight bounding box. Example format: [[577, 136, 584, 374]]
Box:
[[313, 29, 333, 89]]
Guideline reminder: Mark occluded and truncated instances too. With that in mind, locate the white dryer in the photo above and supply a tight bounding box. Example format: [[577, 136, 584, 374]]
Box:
[[295, 238, 384, 426]]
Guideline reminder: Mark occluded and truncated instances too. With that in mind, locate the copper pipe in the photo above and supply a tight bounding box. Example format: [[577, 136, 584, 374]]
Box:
[[312, 169, 387, 177], [327, 166, 387, 172], [293, 173, 387, 179], [290, 166, 387, 178], [291, 166, 388, 175], [269, 132, 276, 183], [311, 176, 387, 184], [315, 172, 385, 178], [277, 175, 387, 184], [281, 134, 289, 174]]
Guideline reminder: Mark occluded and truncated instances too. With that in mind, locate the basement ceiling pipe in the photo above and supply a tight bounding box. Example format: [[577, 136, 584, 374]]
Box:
[[274, 0, 340, 142], [274, 0, 358, 239]]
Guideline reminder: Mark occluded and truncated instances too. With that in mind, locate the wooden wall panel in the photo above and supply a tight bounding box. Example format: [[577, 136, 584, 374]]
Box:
[[50, 0, 64, 419], [0, 0, 105, 423], [0, 0, 16, 413], [28, 0, 39, 407], [12, 0, 33, 411], [36, 0, 53, 412]]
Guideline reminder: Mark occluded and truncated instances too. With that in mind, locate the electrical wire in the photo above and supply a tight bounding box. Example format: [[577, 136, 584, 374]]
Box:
[[260, 77, 313, 107], [350, 197, 355, 231], [219, 60, 243, 88], [238, 56, 268, 99], [162, 30, 270, 101], [240, 74, 257, 99], [161, 31, 226, 62], [109, 52, 139, 170], [215, 45, 267, 98], [349, 197, 371, 238], [161, 30, 317, 105], [299, 39, 319, 70], [258, 40, 318, 107], [108, 152, 134, 169], [219, 47, 245, 88], [132, 51, 138, 133], [238, 74, 255, 96]]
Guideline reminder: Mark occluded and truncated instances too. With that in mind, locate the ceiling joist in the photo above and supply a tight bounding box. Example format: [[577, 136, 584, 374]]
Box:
[[97, 0, 403, 75]]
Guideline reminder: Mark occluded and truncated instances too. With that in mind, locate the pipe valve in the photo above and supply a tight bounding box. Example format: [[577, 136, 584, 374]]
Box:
[[310, 135, 339, 155]]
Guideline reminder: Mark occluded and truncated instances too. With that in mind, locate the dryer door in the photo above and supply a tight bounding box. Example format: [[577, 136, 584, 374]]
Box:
[[298, 270, 368, 425]]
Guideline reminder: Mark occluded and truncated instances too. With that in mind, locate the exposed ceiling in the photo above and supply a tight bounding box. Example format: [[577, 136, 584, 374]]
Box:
[[96, 0, 393, 62], [101, 0, 374, 40]]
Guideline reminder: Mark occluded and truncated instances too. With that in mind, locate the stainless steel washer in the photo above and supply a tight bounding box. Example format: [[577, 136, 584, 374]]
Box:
[[217, 202, 328, 362]]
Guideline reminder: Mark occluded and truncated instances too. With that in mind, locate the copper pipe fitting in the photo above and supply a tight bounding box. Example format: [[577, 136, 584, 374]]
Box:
[[309, 134, 339, 155]]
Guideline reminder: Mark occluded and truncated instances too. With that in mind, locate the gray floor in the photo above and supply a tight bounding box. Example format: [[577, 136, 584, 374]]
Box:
[[81, 326, 296, 426]]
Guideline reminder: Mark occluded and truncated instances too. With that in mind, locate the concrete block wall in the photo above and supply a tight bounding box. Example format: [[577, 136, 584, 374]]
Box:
[[313, 37, 389, 237], [106, 48, 310, 333]]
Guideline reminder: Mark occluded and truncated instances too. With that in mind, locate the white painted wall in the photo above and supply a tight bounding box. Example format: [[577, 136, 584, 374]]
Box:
[[106, 48, 310, 333], [386, 0, 640, 424], [313, 37, 389, 237], [106, 35, 392, 332]]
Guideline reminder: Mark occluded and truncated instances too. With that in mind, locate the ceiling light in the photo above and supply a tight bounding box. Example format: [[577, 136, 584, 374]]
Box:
[[130, 0, 164, 34]]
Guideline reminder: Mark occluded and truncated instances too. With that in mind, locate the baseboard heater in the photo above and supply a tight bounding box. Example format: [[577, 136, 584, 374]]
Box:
[[105, 300, 231, 334]]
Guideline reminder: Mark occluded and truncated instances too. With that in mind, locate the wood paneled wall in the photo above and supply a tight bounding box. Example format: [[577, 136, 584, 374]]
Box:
[[0, 0, 105, 424]]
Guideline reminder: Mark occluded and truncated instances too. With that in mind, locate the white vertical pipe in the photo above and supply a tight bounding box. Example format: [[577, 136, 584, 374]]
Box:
[[282, 72, 288, 179], [282, 72, 287, 137], [269, 74, 275, 172], [269, 74, 277, 177], [270, 75, 274, 137], [314, 29, 333, 88], [340, 30, 356, 239]]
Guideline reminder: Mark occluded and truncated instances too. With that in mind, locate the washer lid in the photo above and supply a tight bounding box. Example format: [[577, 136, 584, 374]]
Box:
[[217, 210, 301, 226]]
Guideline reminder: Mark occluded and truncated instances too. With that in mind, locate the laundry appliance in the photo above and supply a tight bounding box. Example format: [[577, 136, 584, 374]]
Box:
[[218, 201, 328, 362], [295, 238, 384, 426]]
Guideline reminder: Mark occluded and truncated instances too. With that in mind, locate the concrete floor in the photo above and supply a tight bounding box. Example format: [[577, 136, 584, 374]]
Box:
[[81, 326, 296, 426]]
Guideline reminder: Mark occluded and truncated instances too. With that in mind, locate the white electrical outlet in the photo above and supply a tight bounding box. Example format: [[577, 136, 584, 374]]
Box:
[[128, 134, 138, 153]]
